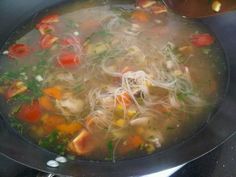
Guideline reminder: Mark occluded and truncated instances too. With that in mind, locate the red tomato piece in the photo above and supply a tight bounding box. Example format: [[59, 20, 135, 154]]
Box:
[[60, 38, 76, 46], [8, 44, 30, 59], [190, 33, 214, 47], [40, 14, 59, 24], [57, 52, 80, 68], [17, 101, 42, 123], [40, 34, 58, 49], [36, 23, 55, 35]]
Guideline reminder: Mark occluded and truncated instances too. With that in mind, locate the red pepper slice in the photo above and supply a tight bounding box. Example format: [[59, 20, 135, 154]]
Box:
[[40, 34, 58, 49], [8, 44, 30, 59], [57, 52, 80, 68], [40, 14, 59, 24], [190, 33, 214, 47], [116, 92, 132, 107], [36, 23, 55, 35], [17, 101, 42, 123]]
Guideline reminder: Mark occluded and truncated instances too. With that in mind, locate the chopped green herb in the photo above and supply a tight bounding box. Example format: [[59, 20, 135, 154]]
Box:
[[166, 126, 175, 130], [74, 83, 84, 93], [11, 94, 33, 103], [202, 48, 211, 55], [176, 92, 192, 101], [9, 117, 24, 135], [163, 111, 172, 117], [106, 140, 113, 161], [66, 19, 78, 29], [39, 131, 68, 155], [35, 50, 50, 59], [208, 0, 213, 4], [33, 59, 49, 75], [26, 79, 42, 98], [0, 71, 20, 83], [9, 106, 21, 116], [67, 154, 76, 160]]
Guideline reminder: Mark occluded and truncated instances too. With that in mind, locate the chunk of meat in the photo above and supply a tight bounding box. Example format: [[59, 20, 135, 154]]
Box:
[[55, 93, 84, 117]]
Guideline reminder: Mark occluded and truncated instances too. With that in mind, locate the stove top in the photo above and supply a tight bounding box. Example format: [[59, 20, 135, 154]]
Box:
[[0, 134, 235, 177]]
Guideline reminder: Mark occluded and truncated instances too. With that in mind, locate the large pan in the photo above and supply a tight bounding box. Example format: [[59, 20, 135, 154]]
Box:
[[0, 0, 236, 176]]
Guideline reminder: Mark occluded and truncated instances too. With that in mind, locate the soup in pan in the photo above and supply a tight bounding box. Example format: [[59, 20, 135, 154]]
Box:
[[0, 0, 226, 161]]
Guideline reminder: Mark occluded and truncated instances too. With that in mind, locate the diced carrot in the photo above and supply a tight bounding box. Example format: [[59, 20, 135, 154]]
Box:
[[131, 10, 150, 23], [56, 122, 82, 135], [41, 114, 65, 133], [43, 86, 62, 100], [38, 95, 55, 111], [130, 135, 143, 147], [41, 114, 65, 125], [30, 125, 47, 137], [116, 92, 132, 107], [119, 135, 144, 155], [70, 129, 95, 155]]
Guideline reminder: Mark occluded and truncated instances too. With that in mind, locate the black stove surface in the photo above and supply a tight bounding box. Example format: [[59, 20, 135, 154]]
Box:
[[0, 133, 235, 177]]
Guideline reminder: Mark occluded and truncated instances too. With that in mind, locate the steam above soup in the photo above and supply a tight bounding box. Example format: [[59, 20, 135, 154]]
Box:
[[0, 0, 226, 161]]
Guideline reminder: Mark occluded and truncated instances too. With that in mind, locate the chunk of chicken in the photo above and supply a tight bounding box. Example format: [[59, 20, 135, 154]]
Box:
[[56, 93, 84, 117]]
